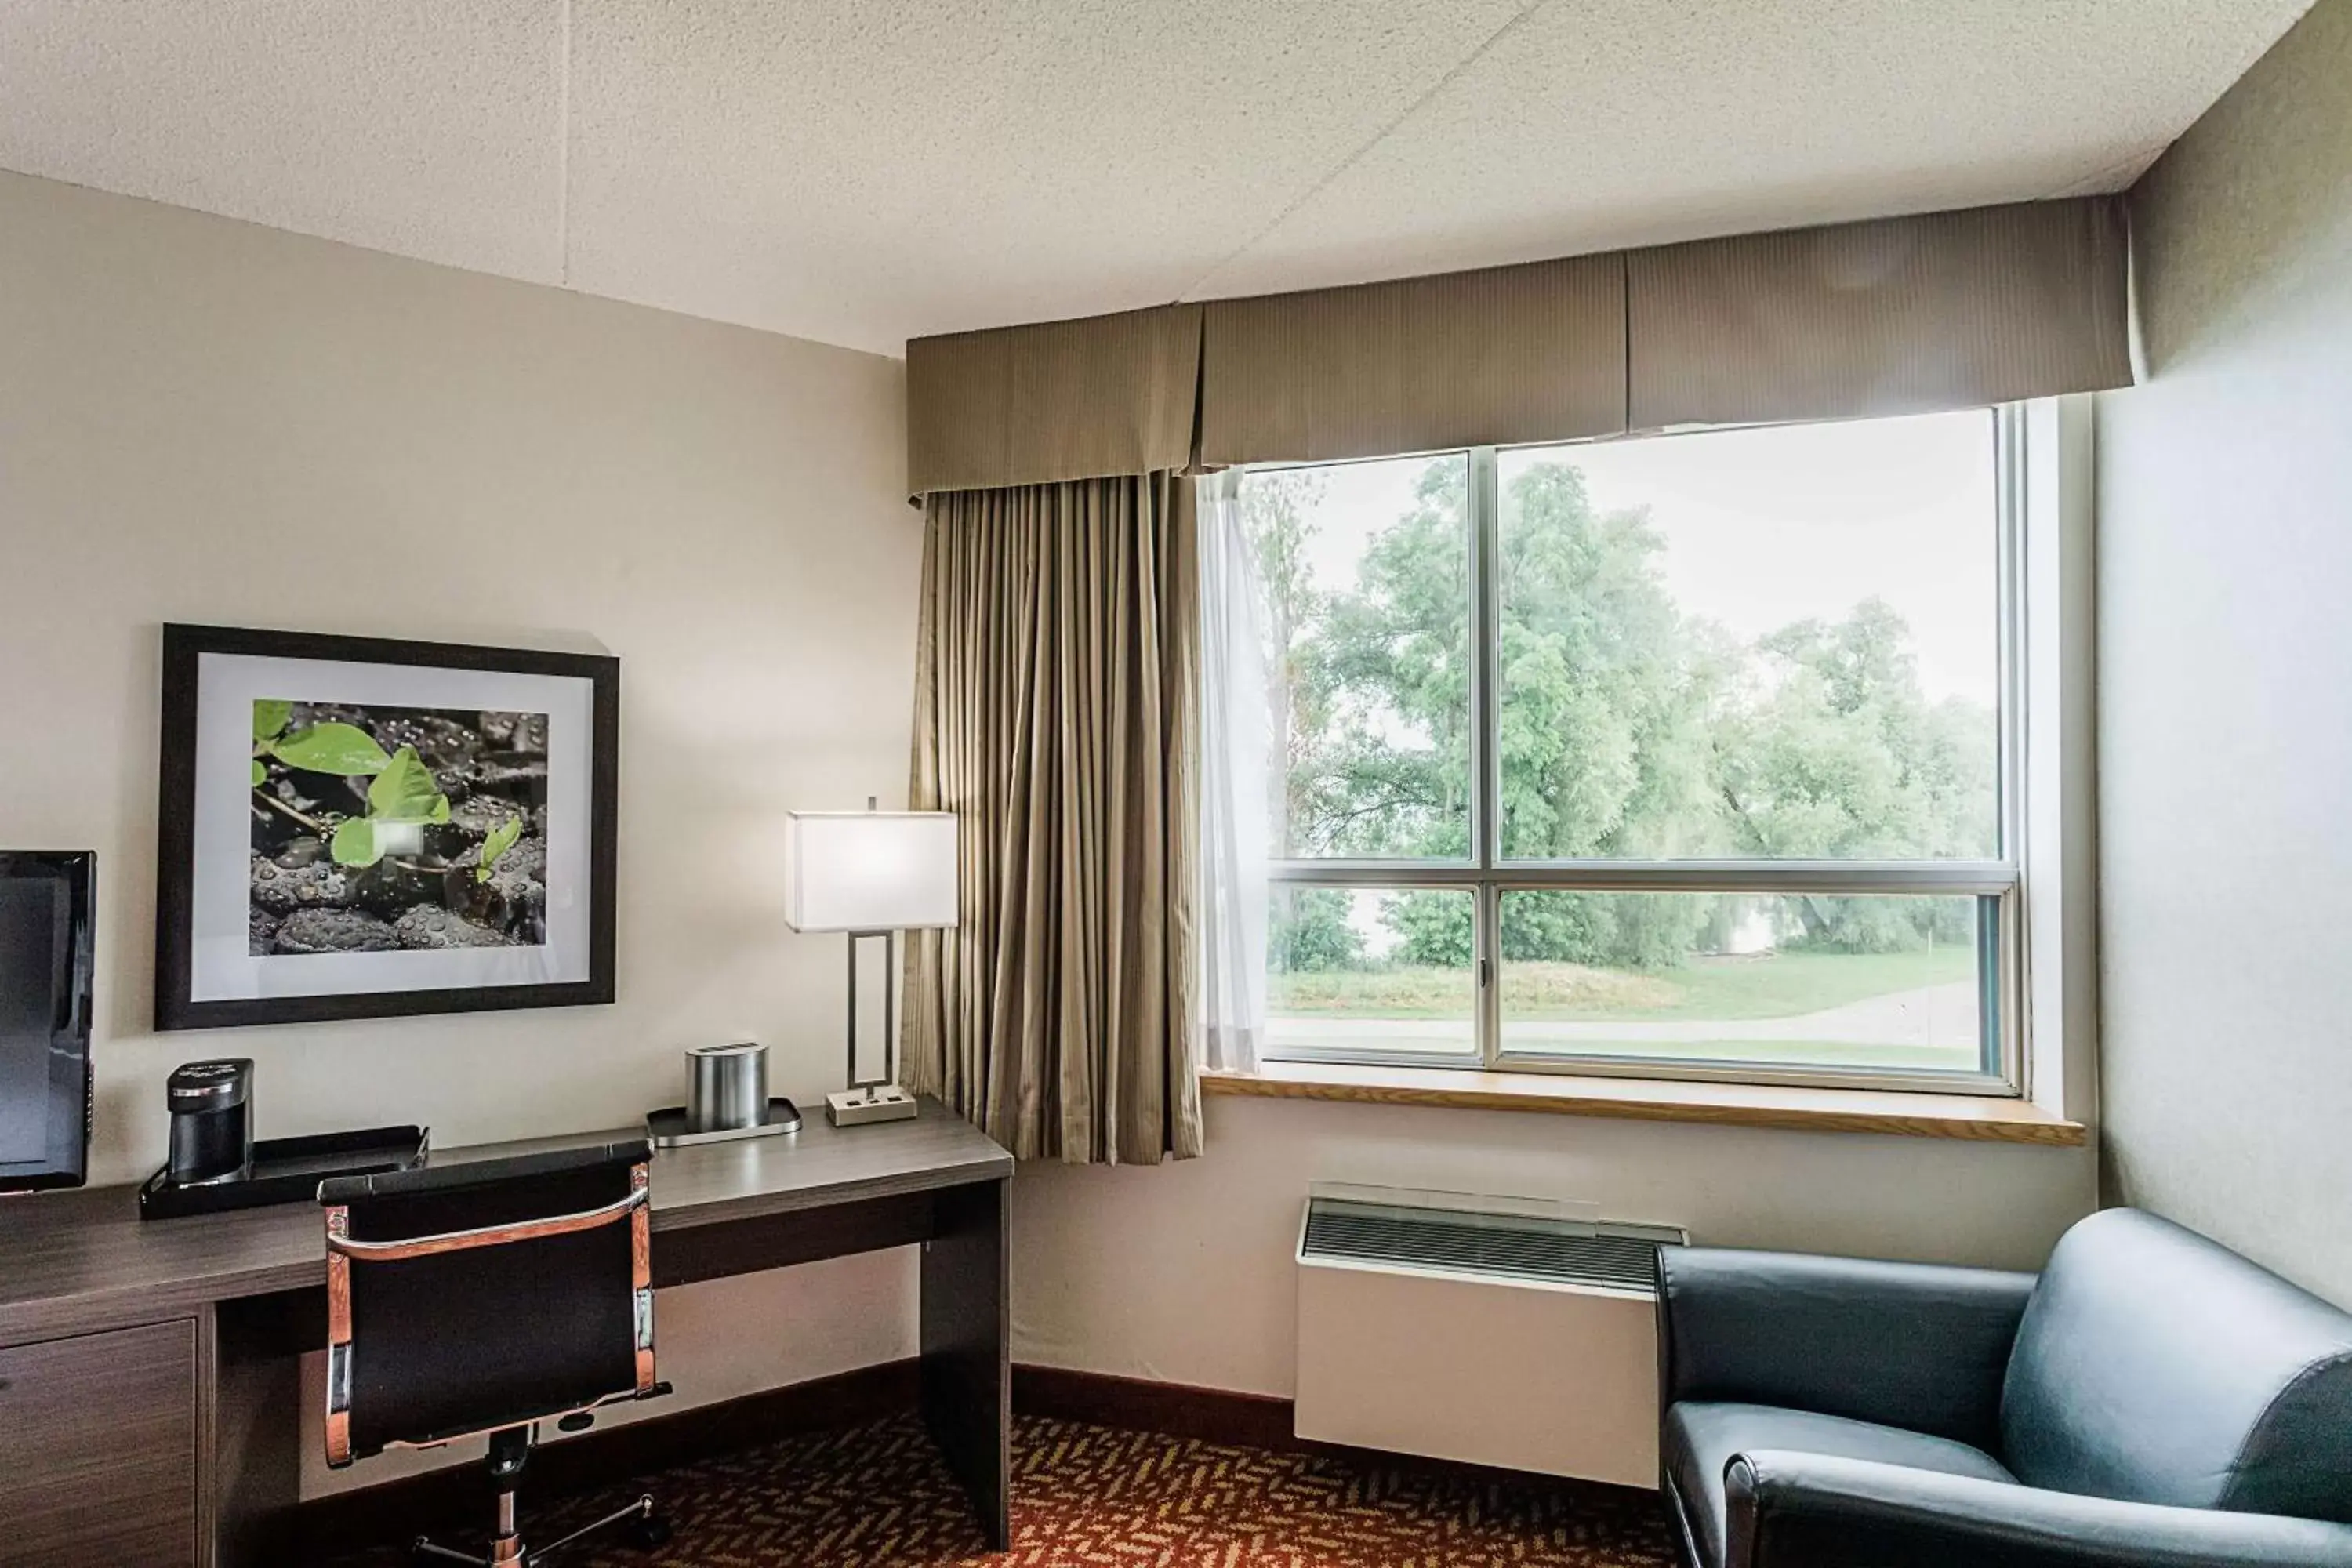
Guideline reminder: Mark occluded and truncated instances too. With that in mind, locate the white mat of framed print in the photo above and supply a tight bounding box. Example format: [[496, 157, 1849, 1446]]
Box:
[[156, 625, 617, 1030]]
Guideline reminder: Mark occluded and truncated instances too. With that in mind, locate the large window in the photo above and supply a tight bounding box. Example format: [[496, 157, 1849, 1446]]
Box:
[[1227, 408, 2022, 1091]]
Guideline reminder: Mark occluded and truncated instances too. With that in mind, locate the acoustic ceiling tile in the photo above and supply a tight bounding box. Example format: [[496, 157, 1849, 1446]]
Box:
[[0, 0, 2318, 351], [0, 0, 566, 281], [1189, 0, 2316, 300], [560, 0, 1531, 353]]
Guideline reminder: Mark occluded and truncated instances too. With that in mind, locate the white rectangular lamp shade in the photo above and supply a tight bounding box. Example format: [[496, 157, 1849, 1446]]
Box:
[[784, 811, 960, 932]]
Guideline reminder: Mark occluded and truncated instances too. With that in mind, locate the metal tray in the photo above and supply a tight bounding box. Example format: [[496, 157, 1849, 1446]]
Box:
[[139, 1124, 430, 1221], [646, 1097, 804, 1149]]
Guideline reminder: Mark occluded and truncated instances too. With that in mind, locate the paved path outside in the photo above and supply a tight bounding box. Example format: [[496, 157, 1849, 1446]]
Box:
[[1269, 981, 1980, 1061]]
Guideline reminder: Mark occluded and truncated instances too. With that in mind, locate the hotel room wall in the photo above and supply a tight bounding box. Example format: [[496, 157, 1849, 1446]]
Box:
[[0, 169, 924, 1494], [2096, 0, 2352, 1306], [1013, 1097, 2092, 1396]]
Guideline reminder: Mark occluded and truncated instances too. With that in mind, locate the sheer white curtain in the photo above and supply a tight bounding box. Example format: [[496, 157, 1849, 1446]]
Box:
[[1195, 472, 1269, 1074]]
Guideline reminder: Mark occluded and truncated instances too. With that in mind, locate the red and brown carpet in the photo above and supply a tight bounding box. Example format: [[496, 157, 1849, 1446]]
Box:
[[332, 1412, 1676, 1566]]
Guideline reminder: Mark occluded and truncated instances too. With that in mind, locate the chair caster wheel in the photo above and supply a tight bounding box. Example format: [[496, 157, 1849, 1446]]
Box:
[[626, 1514, 673, 1551]]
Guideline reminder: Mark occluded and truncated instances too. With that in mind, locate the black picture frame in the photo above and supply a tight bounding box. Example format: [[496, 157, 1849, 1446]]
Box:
[[156, 624, 619, 1030]]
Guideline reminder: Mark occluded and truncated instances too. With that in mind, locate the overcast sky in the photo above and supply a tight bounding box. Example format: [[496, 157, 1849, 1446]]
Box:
[[1266, 408, 2000, 706]]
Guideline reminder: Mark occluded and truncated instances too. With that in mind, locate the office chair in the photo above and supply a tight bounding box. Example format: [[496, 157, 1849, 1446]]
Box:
[[320, 1140, 673, 1566]]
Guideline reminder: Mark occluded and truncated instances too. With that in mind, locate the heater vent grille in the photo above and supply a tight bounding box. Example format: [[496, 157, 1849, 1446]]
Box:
[[1301, 1197, 1676, 1293]]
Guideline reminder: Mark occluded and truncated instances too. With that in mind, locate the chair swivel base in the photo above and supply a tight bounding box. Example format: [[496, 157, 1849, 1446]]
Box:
[[412, 1494, 669, 1566]]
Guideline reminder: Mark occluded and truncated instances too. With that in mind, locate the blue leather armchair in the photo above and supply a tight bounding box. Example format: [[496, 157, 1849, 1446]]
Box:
[[1657, 1208, 2352, 1567]]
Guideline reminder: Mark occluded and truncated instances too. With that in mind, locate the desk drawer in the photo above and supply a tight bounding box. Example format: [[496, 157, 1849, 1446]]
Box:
[[0, 1319, 199, 1568]]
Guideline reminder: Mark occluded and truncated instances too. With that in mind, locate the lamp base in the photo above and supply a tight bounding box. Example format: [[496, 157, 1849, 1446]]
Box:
[[826, 1084, 919, 1127]]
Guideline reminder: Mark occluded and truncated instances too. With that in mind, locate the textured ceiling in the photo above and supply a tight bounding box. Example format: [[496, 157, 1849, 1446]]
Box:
[[0, 0, 2314, 356]]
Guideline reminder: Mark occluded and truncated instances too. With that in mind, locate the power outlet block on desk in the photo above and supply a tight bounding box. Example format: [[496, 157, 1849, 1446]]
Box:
[[826, 1086, 919, 1126]]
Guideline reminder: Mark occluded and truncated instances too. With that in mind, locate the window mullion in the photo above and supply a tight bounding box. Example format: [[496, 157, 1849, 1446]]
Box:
[[1476, 882, 1502, 1070], [1471, 445, 1502, 873], [1470, 446, 1501, 1069], [1270, 860, 2017, 894], [1996, 403, 2029, 866]]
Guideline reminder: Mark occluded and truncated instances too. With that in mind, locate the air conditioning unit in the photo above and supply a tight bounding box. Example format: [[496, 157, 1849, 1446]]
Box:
[[1294, 1185, 1685, 1487]]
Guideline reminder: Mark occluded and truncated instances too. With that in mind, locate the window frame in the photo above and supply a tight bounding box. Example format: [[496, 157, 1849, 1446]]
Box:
[[1232, 405, 2035, 1098]]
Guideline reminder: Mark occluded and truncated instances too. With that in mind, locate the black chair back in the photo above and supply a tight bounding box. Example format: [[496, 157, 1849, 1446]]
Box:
[[319, 1139, 655, 1465]]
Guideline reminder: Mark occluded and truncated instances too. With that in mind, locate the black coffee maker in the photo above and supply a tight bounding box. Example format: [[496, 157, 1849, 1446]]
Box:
[[165, 1059, 255, 1185]]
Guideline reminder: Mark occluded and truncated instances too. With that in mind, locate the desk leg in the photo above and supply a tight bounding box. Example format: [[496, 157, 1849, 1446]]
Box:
[[211, 1295, 304, 1568], [920, 1176, 1010, 1549]]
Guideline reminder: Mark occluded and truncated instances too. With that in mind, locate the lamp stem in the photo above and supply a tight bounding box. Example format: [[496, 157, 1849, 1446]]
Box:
[[842, 928, 898, 1098], [844, 931, 858, 1095]]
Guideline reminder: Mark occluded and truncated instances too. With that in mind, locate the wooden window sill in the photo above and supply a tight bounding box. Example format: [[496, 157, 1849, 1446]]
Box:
[[1199, 1062, 2086, 1147]]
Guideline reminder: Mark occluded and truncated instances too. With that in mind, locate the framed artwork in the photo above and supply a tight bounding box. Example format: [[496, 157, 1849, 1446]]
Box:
[[156, 624, 618, 1030]]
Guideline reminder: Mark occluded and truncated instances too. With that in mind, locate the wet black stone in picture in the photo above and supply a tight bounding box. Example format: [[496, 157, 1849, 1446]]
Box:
[[248, 700, 550, 956]]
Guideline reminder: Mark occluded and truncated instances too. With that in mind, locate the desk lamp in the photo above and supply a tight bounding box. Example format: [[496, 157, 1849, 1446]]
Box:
[[784, 801, 959, 1127]]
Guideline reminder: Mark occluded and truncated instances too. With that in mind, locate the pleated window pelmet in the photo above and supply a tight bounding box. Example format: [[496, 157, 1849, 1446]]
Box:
[[902, 473, 1203, 1163], [906, 197, 2135, 492]]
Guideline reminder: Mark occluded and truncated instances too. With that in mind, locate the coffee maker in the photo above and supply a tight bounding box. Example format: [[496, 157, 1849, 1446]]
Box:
[[165, 1059, 255, 1185]]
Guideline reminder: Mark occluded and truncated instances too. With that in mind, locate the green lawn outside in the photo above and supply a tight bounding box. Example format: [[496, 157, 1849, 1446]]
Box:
[[1603, 946, 1978, 1022], [1500, 1035, 1976, 1069], [1268, 1023, 1977, 1072], [1269, 944, 1977, 1022]]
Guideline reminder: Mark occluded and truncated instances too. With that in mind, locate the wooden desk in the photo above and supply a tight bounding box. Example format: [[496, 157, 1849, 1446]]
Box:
[[0, 1101, 1014, 1567]]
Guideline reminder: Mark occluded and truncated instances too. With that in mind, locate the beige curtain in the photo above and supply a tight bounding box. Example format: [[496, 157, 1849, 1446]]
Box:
[[902, 472, 1203, 1163]]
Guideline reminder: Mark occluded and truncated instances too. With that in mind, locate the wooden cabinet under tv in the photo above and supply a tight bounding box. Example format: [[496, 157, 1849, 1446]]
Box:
[[0, 1319, 201, 1567]]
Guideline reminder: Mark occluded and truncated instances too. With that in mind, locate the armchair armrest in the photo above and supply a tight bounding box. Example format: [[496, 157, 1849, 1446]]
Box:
[[1725, 1450, 2352, 1568], [1658, 1245, 2036, 1447]]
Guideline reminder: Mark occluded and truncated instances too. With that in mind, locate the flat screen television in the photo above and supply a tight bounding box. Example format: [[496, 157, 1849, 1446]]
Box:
[[0, 851, 94, 1193]]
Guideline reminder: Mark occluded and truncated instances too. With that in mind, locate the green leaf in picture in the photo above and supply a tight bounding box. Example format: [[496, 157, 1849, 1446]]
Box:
[[329, 818, 380, 867], [477, 818, 523, 884], [366, 746, 451, 825], [272, 721, 392, 777], [252, 699, 292, 743], [251, 759, 266, 787]]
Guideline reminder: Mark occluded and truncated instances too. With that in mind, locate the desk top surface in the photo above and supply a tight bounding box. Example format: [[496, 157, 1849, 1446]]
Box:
[[0, 1099, 1011, 1344]]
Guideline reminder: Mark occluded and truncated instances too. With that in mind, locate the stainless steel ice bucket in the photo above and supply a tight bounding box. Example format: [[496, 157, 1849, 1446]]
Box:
[[684, 1041, 768, 1133]]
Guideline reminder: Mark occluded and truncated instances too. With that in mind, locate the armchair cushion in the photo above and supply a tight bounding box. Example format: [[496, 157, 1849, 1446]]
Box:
[[1723, 1449, 2352, 1568], [1666, 1402, 2014, 1568], [2002, 1209, 2352, 1521]]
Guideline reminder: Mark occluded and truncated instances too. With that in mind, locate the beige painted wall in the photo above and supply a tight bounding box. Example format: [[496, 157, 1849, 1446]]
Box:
[[0, 169, 924, 1491], [1015, 1095, 2092, 1395], [2097, 0, 2352, 1305]]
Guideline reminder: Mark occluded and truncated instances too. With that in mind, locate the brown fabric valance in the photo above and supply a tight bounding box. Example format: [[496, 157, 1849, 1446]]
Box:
[[1195, 252, 1626, 466], [901, 197, 2132, 492], [904, 303, 1201, 499], [1627, 198, 2133, 429]]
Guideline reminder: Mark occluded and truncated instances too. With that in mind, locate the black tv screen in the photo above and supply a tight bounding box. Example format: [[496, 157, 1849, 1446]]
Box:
[[0, 852, 94, 1192]]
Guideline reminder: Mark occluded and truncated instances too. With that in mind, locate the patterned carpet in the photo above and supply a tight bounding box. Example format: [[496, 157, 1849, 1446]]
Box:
[[337, 1412, 1676, 1567]]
